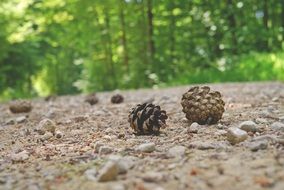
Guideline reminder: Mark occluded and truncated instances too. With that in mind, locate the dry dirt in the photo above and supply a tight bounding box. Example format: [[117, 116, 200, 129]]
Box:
[[0, 82, 284, 190]]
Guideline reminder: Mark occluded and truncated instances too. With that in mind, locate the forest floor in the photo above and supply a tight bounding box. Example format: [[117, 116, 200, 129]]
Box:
[[0, 82, 284, 190]]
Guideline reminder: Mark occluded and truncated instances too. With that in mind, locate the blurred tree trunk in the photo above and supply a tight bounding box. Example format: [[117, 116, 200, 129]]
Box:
[[104, 9, 117, 88], [146, 0, 155, 62], [263, 0, 269, 50], [119, 0, 129, 73], [94, 8, 116, 89], [185, 1, 194, 61], [226, 0, 237, 54], [281, 0, 284, 43], [169, 1, 176, 64], [140, 1, 148, 64], [204, 0, 222, 62]]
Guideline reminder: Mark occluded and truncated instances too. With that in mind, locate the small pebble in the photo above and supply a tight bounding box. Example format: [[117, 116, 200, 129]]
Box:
[[93, 142, 104, 153], [24, 128, 31, 136], [103, 135, 115, 141], [72, 115, 88, 122], [15, 116, 27, 123], [267, 106, 274, 113], [55, 131, 63, 138], [181, 118, 188, 123], [36, 119, 56, 135], [217, 124, 225, 129], [108, 155, 136, 174], [142, 171, 165, 182], [11, 150, 29, 162], [188, 122, 199, 133], [227, 127, 248, 145], [239, 120, 258, 133], [40, 132, 53, 141], [137, 143, 155, 153], [99, 146, 113, 155], [279, 116, 284, 123], [271, 122, 284, 132], [247, 140, 268, 151], [5, 118, 15, 125], [110, 183, 126, 190], [252, 135, 277, 143], [167, 146, 186, 158], [189, 141, 215, 150], [214, 130, 227, 136], [97, 161, 119, 182], [105, 128, 114, 134], [259, 110, 272, 117], [272, 97, 279, 102], [255, 118, 268, 124], [45, 110, 56, 119], [84, 168, 97, 181], [117, 133, 125, 139]]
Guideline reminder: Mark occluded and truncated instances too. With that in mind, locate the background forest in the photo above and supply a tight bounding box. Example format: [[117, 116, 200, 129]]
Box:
[[0, 0, 284, 101]]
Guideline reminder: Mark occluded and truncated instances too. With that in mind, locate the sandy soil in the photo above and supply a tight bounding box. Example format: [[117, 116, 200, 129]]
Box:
[[0, 82, 284, 190]]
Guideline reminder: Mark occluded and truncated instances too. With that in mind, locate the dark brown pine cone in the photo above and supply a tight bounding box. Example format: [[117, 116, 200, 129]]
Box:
[[9, 100, 32, 113], [128, 103, 168, 135], [85, 93, 98, 105], [111, 94, 124, 104], [181, 86, 225, 125]]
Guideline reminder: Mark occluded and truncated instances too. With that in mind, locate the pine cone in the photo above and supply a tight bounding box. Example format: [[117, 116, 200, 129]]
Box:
[[181, 86, 225, 125], [128, 103, 168, 135], [9, 100, 32, 113], [111, 94, 124, 104], [85, 93, 98, 105]]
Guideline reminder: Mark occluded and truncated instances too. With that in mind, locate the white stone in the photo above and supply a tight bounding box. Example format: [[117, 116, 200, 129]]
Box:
[[239, 120, 258, 132], [137, 143, 155, 153], [110, 183, 126, 190], [227, 127, 248, 145], [247, 140, 268, 151], [97, 161, 119, 182], [108, 155, 136, 174], [189, 141, 215, 150], [271, 122, 284, 132], [214, 130, 227, 136], [11, 150, 29, 162], [167, 146, 186, 158], [84, 168, 97, 181], [188, 122, 199, 133], [142, 171, 165, 182], [105, 128, 114, 134], [93, 141, 104, 153], [217, 124, 225, 129], [40, 132, 53, 141], [279, 116, 284, 123], [16, 116, 27, 123], [99, 146, 113, 155], [255, 118, 268, 124]]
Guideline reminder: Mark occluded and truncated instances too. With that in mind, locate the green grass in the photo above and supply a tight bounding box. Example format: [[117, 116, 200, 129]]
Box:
[[168, 51, 284, 86]]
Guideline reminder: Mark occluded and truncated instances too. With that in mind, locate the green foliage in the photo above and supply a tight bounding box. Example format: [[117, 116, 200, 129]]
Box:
[[0, 0, 283, 101], [169, 52, 284, 85]]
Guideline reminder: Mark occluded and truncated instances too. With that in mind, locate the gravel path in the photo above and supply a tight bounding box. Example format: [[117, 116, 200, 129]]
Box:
[[0, 82, 284, 190]]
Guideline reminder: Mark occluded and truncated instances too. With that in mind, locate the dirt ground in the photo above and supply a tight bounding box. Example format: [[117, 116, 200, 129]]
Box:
[[0, 82, 284, 190]]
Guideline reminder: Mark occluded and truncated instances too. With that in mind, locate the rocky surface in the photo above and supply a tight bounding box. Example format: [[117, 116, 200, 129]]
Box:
[[0, 82, 284, 190]]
